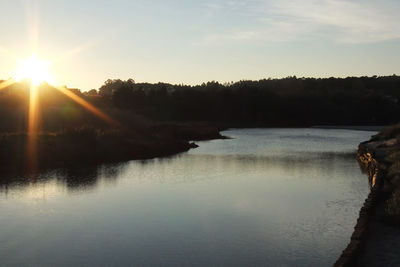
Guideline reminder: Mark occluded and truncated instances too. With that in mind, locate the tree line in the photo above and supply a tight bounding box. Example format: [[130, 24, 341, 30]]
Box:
[[0, 75, 399, 132], [96, 75, 400, 126]]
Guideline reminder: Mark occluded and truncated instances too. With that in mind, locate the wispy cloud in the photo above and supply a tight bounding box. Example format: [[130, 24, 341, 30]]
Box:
[[202, 0, 400, 44]]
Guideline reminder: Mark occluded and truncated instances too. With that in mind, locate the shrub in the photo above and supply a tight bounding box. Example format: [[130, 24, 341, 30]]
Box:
[[373, 123, 400, 141]]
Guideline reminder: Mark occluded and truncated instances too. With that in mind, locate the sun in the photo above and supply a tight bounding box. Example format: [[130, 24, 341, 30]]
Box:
[[13, 54, 54, 85]]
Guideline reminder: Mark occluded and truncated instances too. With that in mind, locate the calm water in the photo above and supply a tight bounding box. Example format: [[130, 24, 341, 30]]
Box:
[[0, 128, 375, 267]]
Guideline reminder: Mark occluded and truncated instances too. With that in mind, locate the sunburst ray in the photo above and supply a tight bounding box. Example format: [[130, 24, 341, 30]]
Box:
[[55, 86, 121, 128], [0, 79, 16, 90], [26, 84, 40, 172]]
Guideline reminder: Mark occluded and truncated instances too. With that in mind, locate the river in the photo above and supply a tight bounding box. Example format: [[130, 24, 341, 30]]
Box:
[[0, 128, 375, 266]]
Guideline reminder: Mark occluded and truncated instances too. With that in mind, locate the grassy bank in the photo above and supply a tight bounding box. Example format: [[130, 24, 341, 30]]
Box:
[[0, 123, 223, 175]]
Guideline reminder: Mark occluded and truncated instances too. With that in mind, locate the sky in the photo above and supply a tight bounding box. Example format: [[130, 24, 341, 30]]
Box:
[[0, 0, 399, 91]]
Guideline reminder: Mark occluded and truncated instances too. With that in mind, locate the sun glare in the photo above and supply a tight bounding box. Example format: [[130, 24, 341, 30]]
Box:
[[13, 54, 54, 85]]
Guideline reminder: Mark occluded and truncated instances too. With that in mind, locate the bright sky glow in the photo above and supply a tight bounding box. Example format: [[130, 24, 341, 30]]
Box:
[[0, 0, 399, 90], [13, 54, 53, 85]]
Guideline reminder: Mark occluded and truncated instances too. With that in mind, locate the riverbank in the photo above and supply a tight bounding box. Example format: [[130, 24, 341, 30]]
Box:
[[334, 123, 400, 267], [0, 122, 225, 176]]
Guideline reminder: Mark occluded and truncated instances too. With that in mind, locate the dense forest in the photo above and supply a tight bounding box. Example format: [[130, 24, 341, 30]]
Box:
[[1, 75, 400, 132], [0, 75, 399, 172], [97, 75, 400, 126]]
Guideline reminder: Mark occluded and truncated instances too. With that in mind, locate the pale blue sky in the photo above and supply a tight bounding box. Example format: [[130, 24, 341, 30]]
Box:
[[0, 0, 399, 90]]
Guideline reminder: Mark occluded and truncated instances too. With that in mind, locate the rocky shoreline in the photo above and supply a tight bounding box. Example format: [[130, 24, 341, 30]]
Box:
[[334, 124, 400, 267]]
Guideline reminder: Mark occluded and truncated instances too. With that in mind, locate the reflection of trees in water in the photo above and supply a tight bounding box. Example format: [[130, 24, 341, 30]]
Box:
[[0, 152, 187, 192], [0, 151, 359, 193], [0, 161, 131, 193], [55, 166, 100, 190], [117, 151, 359, 185], [189, 151, 357, 176]]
